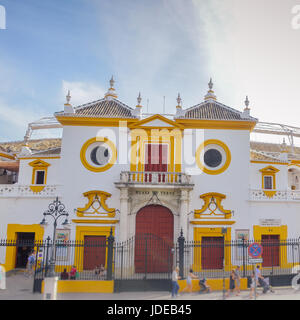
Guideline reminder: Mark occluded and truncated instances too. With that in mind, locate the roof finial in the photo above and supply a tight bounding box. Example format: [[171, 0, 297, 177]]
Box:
[[110, 76, 115, 89], [137, 92, 142, 106], [176, 93, 182, 108], [66, 90, 71, 105], [208, 78, 213, 90], [281, 138, 288, 153], [204, 78, 217, 101], [244, 96, 250, 109], [105, 76, 118, 100]]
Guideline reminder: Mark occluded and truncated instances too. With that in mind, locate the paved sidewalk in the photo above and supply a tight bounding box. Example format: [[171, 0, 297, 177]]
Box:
[[1, 274, 300, 300]]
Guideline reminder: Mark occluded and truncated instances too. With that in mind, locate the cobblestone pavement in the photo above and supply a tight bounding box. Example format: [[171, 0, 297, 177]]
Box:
[[1, 273, 300, 300]]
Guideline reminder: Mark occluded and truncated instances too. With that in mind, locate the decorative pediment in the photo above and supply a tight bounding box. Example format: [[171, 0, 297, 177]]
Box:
[[76, 190, 116, 218], [128, 114, 183, 130], [259, 165, 279, 174], [28, 159, 50, 168], [194, 193, 232, 219]]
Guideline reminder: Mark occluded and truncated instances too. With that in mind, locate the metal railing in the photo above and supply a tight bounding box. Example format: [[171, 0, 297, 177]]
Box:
[[119, 171, 193, 185], [1, 235, 300, 292], [250, 189, 300, 201]]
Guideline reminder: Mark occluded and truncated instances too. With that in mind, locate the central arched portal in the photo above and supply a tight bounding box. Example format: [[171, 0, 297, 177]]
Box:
[[135, 205, 174, 273]]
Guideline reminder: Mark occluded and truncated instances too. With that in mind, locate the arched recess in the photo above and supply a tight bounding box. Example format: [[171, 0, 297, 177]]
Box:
[[135, 205, 174, 273]]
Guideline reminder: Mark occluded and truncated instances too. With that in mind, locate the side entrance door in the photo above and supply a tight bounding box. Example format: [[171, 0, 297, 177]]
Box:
[[201, 237, 224, 270], [83, 236, 106, 270], [261, 234, 280, 267]]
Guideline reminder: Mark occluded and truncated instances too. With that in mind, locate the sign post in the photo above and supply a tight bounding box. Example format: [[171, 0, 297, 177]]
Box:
[[248, 243, 263, 300]]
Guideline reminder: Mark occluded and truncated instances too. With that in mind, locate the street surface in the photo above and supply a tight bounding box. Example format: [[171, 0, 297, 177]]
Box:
[[1, 273, 300, 300]]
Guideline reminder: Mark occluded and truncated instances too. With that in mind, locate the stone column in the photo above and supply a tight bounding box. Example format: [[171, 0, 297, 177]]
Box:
[[179, 189, 189, 239], [119, 187, 129, 242]]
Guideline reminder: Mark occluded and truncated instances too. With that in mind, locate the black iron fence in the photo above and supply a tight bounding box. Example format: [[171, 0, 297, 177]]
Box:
[[1, 234, 300, 292]]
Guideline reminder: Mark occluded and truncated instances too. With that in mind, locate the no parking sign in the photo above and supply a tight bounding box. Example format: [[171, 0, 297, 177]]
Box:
[[248, 242, 263, 263]]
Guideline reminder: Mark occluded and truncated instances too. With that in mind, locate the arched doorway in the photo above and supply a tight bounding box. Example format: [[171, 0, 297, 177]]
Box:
[[135, 205, 174, 273]]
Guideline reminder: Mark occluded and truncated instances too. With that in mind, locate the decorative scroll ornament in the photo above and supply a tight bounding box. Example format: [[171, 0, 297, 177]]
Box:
[[76, 190, 116, 218], [194, 193, 232, 219]]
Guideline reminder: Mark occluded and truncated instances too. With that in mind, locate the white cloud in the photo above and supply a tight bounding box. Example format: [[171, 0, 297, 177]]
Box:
[[62, 81, 106, 106]]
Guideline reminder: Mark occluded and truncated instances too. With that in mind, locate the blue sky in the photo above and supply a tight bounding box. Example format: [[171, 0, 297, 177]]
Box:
[[1, 0, 300, 143]]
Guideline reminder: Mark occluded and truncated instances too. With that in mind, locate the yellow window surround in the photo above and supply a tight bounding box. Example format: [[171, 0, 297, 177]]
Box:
[[130, 127, 182, 182], [259, 165, 279, 198], [194, 193, 232, 219], [193, 227, 232, 272], [28, 159, 51, 193], [195, 139, 231, 175], [253, 225, 289, 268], [74, 226, 115, 271]]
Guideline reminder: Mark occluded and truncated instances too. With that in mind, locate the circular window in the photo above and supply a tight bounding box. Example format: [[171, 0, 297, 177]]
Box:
[[80, 137, 117, 172], [196, 140, 231, 175], [204, 149, 222, 168]]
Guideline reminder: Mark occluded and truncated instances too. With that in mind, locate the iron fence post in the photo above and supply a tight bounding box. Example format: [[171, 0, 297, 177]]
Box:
[[242, 237, 246, 278], [178, 229, 185, 279], [106, 228, 114, 280], [45, 236, 50, 277]]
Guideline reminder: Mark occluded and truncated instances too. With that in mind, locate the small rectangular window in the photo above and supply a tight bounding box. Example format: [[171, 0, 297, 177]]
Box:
[[264, 176, 273, 189], [35, 171, 45, 185]]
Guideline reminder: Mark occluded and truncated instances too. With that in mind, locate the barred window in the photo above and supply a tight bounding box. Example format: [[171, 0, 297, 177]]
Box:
[[264, 176, 273, 189]]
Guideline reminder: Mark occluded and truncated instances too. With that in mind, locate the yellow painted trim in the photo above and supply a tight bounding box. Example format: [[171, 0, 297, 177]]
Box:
[[178, 278, 248, 292], [5, 224, 44, 271], [19, 156, 60, 160], [259, 165, 279, 197], [75, 226, 115, 271], [130, 128, 182, 181], [193, 227, 231, 272], [41, 280, 114, 293], [80, 137, 117, 172], [175, 119, 256, 130], [195, 139, 231, 175], [128, 114, 184, 129], [194, 193, 232, 219], [0, 152, 15, 160], [190, 220, 235, 225], [29, 185, 45, 193], [56, 116, 138, 127], [253, 225, 288, 268], [72, 219, 119, 224], [28, 159, 50, 186], [76, 190, 116, 218]]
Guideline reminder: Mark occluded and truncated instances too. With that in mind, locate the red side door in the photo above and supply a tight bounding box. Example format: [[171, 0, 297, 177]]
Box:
[[83, 236, 106, 270], [261, 235, 280, 267], [201, 237, 224, 270]]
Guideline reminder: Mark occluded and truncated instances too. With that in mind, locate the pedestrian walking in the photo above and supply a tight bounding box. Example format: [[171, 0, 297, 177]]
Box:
[[0, 262, 6, 290], [249, 271, 258, 299], [234, 266, 241, 295], [171, 266, 180, 298], [182, 268, 198, 293], [226, 270, 236, 297], [25, 251, 36, 277]]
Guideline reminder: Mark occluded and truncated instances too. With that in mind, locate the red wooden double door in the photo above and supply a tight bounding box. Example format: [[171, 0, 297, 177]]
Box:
[[144, 144, 168, 182], [135, 205, 174, 273], [261, 235, 280, 267], [83, 236, 106, 270]]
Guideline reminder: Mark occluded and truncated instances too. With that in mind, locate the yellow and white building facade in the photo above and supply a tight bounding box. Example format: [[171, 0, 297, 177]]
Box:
[[1, 78, 300, 274]]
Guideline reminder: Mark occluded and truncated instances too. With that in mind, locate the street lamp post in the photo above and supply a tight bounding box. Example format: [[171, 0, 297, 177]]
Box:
[[40, 197, 69, 277]]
